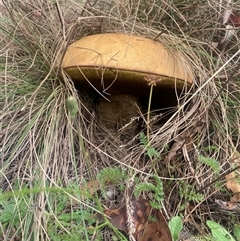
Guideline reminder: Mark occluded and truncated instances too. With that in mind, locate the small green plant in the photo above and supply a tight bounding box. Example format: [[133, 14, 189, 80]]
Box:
[[134, 174, 164, 209], [233, 224, 240, 240], [0, 183, 104, 241], [179, 180, 204, 204], [97, 166, 164, 209], [46, 188, 101, 241], [198, 155, 220, 174], [167, 218, 240, 241], [207, 220, 236, 241], [140, 132, 160, 159], [97, 167, 127, 185], [0, 189, 28, 231], [168, 216, 183, 241], [97, 167, 127, 200], [97, 166, 127, 195]]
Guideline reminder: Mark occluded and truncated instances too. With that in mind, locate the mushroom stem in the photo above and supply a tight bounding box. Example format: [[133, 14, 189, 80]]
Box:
[[97, 94, 140, 137]]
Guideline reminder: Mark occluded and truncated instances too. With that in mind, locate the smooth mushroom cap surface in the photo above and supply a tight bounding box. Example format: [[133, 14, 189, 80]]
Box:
[[62, 33, 193, 97]]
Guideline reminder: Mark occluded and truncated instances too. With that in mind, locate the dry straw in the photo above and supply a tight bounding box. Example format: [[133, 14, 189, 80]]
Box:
[[1, 0, 240, 239]]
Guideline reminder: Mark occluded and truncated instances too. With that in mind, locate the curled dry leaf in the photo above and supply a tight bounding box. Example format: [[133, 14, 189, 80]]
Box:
[[215, 199, 240, 213], [222, 8, 233, 25], [165, 118, 204, 163], [229, 12, 240, 27], [221, 12, 240, 47], [225, 151, 240, 202], [213, 8, 240, 49], [104, 199, 172, 241], [222, 5, 240, 27]]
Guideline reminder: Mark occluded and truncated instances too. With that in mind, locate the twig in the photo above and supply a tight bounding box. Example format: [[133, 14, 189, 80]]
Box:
[[55, 0, 66, 41]]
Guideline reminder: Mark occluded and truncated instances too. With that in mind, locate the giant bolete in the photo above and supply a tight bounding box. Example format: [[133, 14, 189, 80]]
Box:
[[62, 33, 193, 132]]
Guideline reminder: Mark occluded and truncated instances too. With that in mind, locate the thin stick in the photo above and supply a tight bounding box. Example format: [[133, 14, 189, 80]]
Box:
[[147, 83, 154, 142], [55, 0, 65, 41]]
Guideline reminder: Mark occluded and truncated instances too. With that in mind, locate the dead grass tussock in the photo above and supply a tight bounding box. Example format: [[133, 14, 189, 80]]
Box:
[[1, 0, 240, 240]]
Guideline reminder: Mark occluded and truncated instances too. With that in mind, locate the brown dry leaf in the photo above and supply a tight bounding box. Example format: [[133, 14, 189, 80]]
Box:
[[104, 199, 172, 241], [165, 119, 204, 162], [229, 12, 240, 27], [215, 199, 240, 213], [104, 205, 128, 231], [225, 151, 240, 202], [220, 10, 240, 47]]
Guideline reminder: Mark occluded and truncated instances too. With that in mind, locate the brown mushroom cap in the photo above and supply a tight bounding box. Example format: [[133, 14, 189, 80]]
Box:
[[62, 33, 193, 97]]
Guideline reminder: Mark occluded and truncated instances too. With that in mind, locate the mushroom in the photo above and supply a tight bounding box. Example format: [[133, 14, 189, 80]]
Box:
[[62, 33, 193, 133]]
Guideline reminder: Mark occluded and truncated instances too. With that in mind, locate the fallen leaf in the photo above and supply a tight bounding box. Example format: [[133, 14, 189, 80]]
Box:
[[229, 12, 240, 27], [225, 151, 240, 202], [220, 11, 240, 47], [215, 199, 240, 213], [104, 205, 128, 231], [213, 7, 240, 50], [104, 199, 172, 241], [165, 119, 204, 163]]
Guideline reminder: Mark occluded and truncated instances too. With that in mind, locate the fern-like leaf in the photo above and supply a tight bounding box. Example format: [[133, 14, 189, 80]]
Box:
[[97, 167, 126, 186]]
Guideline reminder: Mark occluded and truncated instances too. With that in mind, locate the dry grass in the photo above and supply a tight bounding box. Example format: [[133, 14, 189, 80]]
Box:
[[1, 0, 240, 240]]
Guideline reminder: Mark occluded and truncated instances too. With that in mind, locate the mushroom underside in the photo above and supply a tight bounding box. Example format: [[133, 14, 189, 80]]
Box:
[[65, 66, 191, 108]]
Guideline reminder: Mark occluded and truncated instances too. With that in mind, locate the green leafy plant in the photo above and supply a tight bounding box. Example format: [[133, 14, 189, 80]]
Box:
[[97, 167, 127, 191], [168, 216, 215, 241], [134, 174, 164, 209], [97, 167, 127, 185], [198, 155, 220, 174], [207, 220, 236, 241], [168, 217, 239, 241], [0, 189, 28, 231], [168, 216, 183, 241], [97, 166, 164, 209], [0, 184, 103, 241], [233, 224, 240, 240], [179, 180, 204, 203], [140, 132, 160, 159]]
